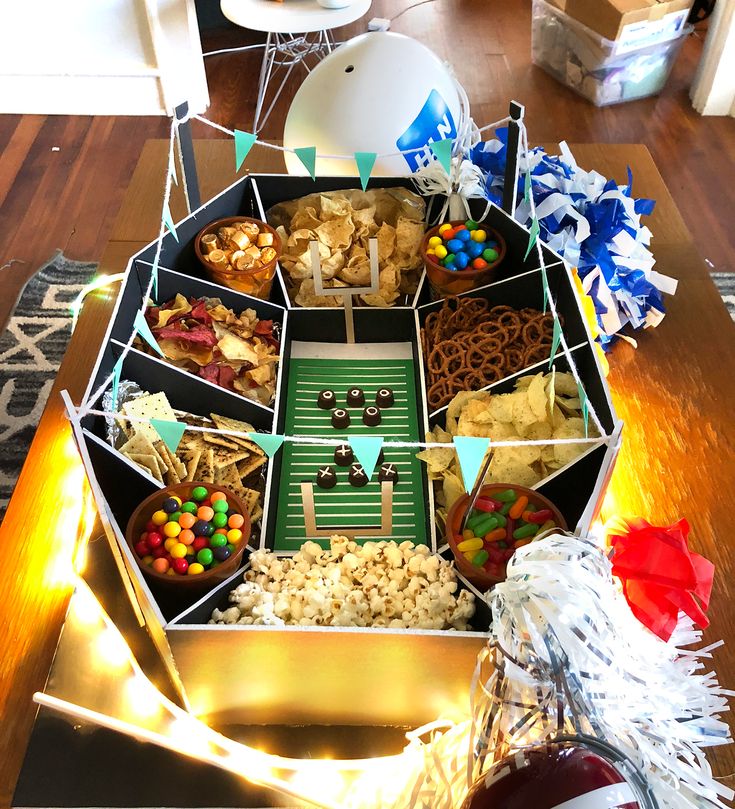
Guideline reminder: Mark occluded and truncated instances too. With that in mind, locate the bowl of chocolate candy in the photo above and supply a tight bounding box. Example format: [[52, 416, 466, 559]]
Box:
[[195, 216, 282, 299]]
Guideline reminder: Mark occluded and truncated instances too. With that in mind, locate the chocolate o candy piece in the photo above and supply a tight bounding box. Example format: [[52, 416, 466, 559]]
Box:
[[348, 463, 368, 487], [346, 387, 365, 407], [378, 462, 399, 484], [316, 465, 337, 489], [334, 443, 354, 466], [317, 389, 336, 409], [375, 388, 394, 408], [362, 406, 381, 426], [331, 408, 351, 429]]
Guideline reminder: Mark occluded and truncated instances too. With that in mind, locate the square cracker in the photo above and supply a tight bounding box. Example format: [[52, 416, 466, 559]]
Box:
[[127, 452, 164, 483], [237, 454, 268, 480], [239, 487, 261, 516], [196, 448, 215, 483], [156, 441, 187, 478], [182, 449, 202, 482], [203, 432, 241, 450], [119, 431, 158, 459], [209, 414, 264, 454], [214, 462, 242, 491], [122, 393, 177, 442]]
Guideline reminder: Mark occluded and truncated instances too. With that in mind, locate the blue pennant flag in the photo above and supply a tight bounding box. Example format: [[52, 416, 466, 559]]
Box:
[[235, 130, 257, 171], [247, 433, 285, 458], [577, 381, 589, 437], [354, 152, 377, 191], [162, 201, 179, 242], [151, 419, 186, 454], [430, 138, 453, 175], [134, 310, 164, 357], [294, 146, 317, 180], [549, 317, 562, 367], [453, 436, 490, 493], [541, 265, 549, 313], [349, 436, 384, 480], [524, 216, 540, 261]]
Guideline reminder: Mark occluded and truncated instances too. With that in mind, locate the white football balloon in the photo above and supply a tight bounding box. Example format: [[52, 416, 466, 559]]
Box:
[[283, 32, 463, 177]]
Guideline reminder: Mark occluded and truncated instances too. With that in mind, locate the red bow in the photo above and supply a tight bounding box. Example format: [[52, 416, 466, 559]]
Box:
[[609, 518, 714, 642]]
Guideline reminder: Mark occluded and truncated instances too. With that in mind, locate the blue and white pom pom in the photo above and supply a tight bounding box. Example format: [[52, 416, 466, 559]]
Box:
[[471, 130, 678, 347]]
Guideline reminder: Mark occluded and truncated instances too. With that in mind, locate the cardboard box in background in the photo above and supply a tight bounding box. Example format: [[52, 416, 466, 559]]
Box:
[[564, 0, 692, 47]]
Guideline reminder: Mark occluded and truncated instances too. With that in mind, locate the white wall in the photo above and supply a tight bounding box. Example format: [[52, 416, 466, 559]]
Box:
[[0, 0, 209, 115], [691, 0, 735, 116]]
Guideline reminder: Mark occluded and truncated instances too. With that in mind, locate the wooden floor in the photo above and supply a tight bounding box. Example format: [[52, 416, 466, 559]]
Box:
[[0, 0, 734, 336]]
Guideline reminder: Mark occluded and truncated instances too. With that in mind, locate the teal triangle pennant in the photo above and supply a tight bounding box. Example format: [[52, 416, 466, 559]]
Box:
[[247, 433, 285, 458], [453, 436, 490, 493], [430, 138, 453, 175], [354, 151, 377, 191], [524, 216, 540, 261], [541, 265, 549, 314], [235, 129, 257, 171], [162, 201, 179, 243], [110, 355, 123, 408], [150, 418, 186, 454], [294, 146, 317, 180], [549, 317, 562, 368], [577, 381, 589, 437], [348, 436, 384, 480], [134, 310, 164, 357], [523, 168, 532, 203]]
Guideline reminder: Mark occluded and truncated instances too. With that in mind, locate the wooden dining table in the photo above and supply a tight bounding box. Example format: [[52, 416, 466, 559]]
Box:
[[1, 139, 734, 806]]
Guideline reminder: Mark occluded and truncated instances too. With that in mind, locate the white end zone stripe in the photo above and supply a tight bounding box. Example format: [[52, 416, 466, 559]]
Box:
[[551, 783, 637, 809]]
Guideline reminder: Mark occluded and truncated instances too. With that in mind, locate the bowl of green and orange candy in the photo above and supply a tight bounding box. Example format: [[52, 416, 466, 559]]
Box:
[[446, 484, 567, 591]]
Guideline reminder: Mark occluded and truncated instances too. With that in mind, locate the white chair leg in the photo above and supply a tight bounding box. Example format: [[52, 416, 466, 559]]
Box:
[[253, 31, 275, 132]]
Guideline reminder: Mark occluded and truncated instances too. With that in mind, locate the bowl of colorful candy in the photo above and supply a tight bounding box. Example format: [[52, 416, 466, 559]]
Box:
[[421, 219, 506, 297], [445, 484, 566, 591], [126, 482, 251, 593], [194, 216, 282, 299]]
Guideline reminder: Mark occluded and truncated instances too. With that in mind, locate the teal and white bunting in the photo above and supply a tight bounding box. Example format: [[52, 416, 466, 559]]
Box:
[[162, 201, 179, 243], [430, 138, 453, 175], [247, 433, 285, 458], [348, 436, 384, 480], [134, 310, 164, 357], [549, 317, 562, 367], [524, 216, 540, 261], [577, 381, 589, 437], [541, 264, 549, 313], [354, 151, 377, 191], [294, 146, 317, 180], [453, 436, 490, 493], [151, 418, 186, 454], [234, 129, 257, 171]]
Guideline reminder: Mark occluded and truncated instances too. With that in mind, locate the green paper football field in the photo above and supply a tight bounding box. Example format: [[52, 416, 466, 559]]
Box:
[[272, 356, 429, 551]]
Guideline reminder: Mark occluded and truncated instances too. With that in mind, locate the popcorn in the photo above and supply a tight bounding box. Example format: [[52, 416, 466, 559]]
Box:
[[209, 536, 476, 630]]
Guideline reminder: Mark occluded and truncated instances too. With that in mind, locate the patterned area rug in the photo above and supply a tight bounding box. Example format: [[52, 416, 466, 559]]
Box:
[[0, 251, 97, 521], [712, 273, 735, 320]]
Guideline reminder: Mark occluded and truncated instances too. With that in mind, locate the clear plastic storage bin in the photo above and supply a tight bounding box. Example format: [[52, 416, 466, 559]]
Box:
[[532, 0, 692, 106]]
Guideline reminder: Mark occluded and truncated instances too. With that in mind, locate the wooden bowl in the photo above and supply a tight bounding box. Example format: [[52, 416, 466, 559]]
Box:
[[445, 483, 567, 592], [194, 216, 282, 299], [421, 220, 507, 297], [125, 481, 251, 595]]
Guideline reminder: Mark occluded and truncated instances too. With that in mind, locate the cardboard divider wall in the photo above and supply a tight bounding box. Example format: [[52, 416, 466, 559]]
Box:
[[67, 174, 622, 727]]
